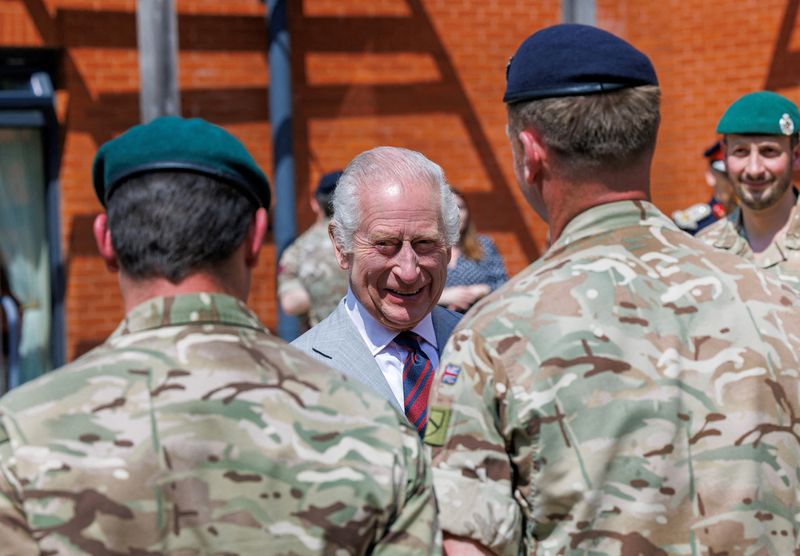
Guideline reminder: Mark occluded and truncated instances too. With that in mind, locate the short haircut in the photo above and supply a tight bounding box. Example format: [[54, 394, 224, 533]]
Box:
[[331, 146, 460, 252], [106, 172, 257, 283], [507, 85, 661, 175]]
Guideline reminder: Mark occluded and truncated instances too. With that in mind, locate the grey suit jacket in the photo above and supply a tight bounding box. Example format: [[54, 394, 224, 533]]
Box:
[[291, 301, 461, 414]]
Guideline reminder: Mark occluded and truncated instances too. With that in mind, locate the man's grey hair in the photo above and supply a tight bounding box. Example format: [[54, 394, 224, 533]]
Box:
[[331, 146, 460, 252], [507, 85, 661, 175]]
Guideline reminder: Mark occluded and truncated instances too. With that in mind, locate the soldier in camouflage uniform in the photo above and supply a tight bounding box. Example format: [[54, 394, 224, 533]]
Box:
[[425, 24, 800, 555], [697, 91, 800, 290], [278, 170, 349, 332], [0, 116, 440, 555]]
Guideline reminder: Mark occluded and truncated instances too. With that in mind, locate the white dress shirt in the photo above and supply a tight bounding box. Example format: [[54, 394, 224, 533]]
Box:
[[343, 289, 439, 408]]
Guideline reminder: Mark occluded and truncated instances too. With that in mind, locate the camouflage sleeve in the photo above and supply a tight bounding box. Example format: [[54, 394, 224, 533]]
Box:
[[375, 423, 442, 555], [0, 419, 37, 556], [277, 240, 305, 296], [424, 328, 526, 556]]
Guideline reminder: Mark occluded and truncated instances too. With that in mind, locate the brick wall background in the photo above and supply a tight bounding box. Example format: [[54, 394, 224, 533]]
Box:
[[2, 0, 800, 360]]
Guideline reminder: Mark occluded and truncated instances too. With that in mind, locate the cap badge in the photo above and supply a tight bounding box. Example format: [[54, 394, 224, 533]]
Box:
[[780, 113, 795, 135]]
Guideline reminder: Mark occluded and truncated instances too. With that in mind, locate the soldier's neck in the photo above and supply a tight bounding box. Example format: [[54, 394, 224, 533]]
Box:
[[118, 271, 249, 313], [742, 187, 797, 254]]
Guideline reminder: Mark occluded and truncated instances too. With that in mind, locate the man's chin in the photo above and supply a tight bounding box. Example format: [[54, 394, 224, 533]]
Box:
[[379, 305, 429, 331], [741, 194, 779, 211]]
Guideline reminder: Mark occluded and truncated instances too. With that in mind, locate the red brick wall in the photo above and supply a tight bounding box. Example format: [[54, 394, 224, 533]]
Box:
[[2, 0, 800, 361], [600, 0, 800, 212]]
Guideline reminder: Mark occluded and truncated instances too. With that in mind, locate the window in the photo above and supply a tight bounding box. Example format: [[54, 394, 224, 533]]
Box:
[[0, 50, 64, 392]]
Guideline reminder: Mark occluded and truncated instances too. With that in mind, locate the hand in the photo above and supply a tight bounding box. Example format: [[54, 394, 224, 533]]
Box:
[[439, 284, 491, 312], [466, 283, 490, 301]]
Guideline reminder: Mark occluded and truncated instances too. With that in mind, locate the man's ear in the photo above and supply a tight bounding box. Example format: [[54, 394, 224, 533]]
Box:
[[792, 138, 800, 172], [328, 222, 351, 271], [518, 129, 546, 185], [244, 207, 268, 268], [93, 213, 119, 273]]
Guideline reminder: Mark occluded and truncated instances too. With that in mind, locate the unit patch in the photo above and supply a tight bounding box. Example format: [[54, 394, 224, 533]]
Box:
[[423, 406, 451, 447], [441, 364, 461, 385]]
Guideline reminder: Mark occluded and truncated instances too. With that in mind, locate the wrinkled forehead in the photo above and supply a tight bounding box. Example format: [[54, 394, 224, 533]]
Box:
[[358, 177, 440, 207], [357, 179, 444, 230]]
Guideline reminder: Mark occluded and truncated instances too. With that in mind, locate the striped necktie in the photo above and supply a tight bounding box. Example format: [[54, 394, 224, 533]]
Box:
[[394, 331, 433, 436]]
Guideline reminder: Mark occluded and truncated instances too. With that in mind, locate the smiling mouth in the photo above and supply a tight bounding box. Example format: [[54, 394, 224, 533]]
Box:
[[387, 288, 423, 297]]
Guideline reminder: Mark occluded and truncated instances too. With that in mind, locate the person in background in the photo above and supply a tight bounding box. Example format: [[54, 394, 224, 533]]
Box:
[[698, 91, 800, 289], [437, 189, 508, 313], [277, 170, 349, 332], [0, 117, 440, 555], [425, 24, 800, 555], [672, 140, 737, 234]]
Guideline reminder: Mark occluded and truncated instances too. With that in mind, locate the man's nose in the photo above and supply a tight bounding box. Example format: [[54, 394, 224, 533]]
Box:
[[744, 150, 766, 177], [393, 241, 420, 282]]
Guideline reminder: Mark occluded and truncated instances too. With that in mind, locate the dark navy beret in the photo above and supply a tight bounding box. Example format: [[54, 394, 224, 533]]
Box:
[[504, 24, 658, 104], [93, 116, 271, 208], [315, 170, 342, 197]]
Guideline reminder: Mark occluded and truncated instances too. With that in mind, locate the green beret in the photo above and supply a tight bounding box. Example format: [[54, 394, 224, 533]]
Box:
[[717, 91, 800, 136], [92, 116, 270, 207]]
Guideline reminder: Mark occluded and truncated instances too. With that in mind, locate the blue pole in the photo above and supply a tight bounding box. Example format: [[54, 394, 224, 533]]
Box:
[[267, 0, 300, 340]]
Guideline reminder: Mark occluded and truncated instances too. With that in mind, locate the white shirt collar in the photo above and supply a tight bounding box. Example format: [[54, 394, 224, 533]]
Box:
[[343, 288, 437, 355]]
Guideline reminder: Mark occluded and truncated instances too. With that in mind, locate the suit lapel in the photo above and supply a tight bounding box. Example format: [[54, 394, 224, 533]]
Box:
[[312, 305, 403, 414], [431, 306, 460, 357]]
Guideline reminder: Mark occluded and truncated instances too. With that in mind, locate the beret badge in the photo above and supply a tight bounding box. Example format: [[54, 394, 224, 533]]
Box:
[[780, 113, 795, 135]]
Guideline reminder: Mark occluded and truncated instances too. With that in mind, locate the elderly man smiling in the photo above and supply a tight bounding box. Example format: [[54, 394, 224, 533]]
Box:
[[292, 146, 461, 435]]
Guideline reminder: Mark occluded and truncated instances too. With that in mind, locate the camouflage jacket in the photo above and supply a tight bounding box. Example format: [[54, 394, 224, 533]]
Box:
[[697, 191, 800, 290], [0, 293, 440, 555], [277, 219, 349, 328], [425, 201, 800, 555]]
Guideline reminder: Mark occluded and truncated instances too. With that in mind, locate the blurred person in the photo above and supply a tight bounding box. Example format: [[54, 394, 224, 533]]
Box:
[[698, 91, 800, 289], [293, 147, 461, 435], [672, 140, 737, 234], [437, 189, 508, 312], [425, 24, 800, 555], [0, 117, 440, 555], [277, 170, 349, 332]]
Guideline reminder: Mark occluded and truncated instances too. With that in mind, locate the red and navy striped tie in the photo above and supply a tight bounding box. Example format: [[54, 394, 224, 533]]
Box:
[[394, 331, 433, 436]]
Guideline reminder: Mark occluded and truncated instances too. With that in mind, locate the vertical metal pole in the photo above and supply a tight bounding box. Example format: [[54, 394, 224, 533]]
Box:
[[562, 0, 596, 25], [267, 0, 299, 340], [137, 0, 181, 123]]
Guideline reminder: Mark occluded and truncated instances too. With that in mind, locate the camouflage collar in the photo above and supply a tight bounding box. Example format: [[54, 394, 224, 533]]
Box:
[[555, 200, 674, 248], [708, 208, 747, 251], [712, 192, 800, 256], [783, 191, 800, 249], [111, 293, 266, 338]]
